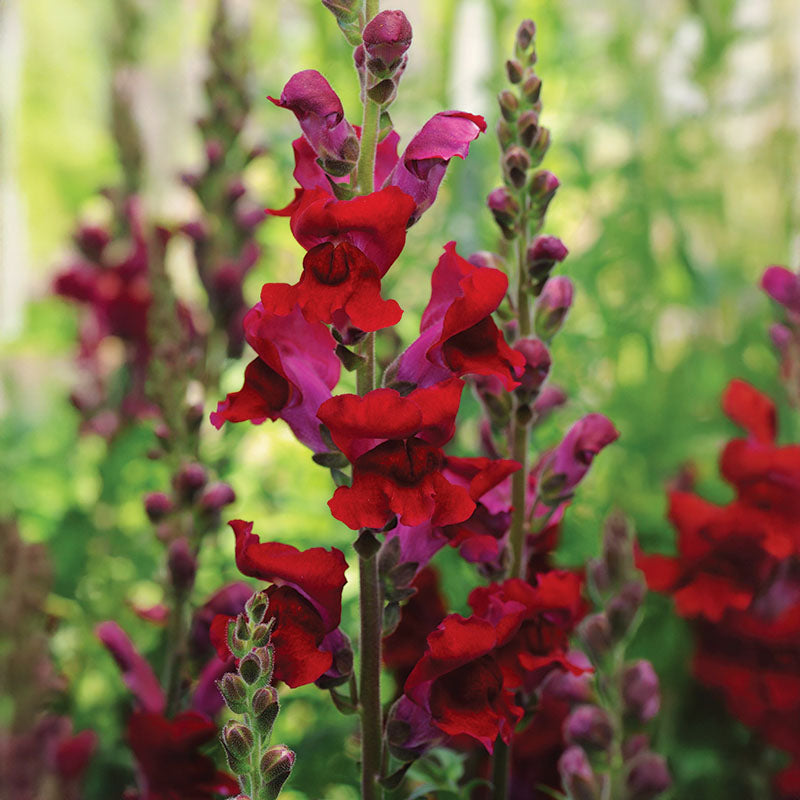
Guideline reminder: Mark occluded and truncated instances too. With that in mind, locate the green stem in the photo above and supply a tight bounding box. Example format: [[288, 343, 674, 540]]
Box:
[[163, 583, 191, 716], [508, 413, 530, 579], [491, 739, 510, 800], [359, 547, 384, 800]]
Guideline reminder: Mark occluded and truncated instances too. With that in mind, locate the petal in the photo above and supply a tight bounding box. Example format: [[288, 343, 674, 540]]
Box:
[[722, 378, 776, 445]]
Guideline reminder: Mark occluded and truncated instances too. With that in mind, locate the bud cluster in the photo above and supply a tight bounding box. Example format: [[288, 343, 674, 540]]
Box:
[[181, 0, 267, 359], [354, 10, 413, 120], [218, 591, 295, 800], [562, 514, 670, 800], [488, 20, 569, 301]]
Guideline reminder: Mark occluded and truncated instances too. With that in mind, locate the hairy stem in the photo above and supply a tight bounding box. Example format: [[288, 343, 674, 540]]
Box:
[[508, 413, 530, 579], [163, 582, 191, 716], [492, 738, 510, 800]]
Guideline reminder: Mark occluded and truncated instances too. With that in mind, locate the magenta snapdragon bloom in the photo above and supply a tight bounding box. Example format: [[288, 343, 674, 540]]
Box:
[[538, 414, 620, 503], [211, 303, 340, 452], [271, 70, 486, 225]]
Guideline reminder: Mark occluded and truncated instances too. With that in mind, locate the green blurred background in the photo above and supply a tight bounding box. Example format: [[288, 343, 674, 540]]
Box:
[[2, 0, 800, 797]]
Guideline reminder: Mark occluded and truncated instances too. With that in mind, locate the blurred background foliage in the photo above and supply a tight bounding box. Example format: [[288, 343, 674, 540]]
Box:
[[1, 0, 800, 797]]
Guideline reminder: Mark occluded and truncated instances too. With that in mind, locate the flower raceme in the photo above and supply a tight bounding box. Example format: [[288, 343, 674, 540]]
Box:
[[317, 378, 477, 530]]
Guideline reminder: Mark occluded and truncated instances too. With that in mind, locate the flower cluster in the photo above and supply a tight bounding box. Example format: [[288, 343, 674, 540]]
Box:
[[638, 378, 800, 798]]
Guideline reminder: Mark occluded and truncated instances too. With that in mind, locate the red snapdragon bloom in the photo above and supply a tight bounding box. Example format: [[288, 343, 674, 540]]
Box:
[[404, 614, 523, 752], [210, 303, 340, 452], [637, 491, 785, 622], [262, 187, 414, 331], [317, 379, 476, 529], [271, 70, 485, 225], [128, 711, 238, 800], [383, 567, 448, 689], [210, 520, 348, 688], [468, 572, 588, 691], [392, 242, 524, 389]]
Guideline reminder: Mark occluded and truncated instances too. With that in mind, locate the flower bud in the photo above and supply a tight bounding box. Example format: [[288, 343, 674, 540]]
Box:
[[522, 72, 542, 104], [607, 581, 645, 637], [252, 685, 280, 736], [577, 613, 613, 662], [222, 721, 254, 761], [622, 660, 660, 723], [625, 752, 671, 800], [239, 652, 262, 685], [534, 276, 573, 339], [517, 109, 540, 148], [74, 224, 110, 261], [363, 10, 413, 76], [506, 58, 524, 84], [496, 118, 515, 150], [530, 167, 558, 203], [503, 145, 531, 189], [516, 19, 537, 53], [565, 705, 614, 752], [533, 384, 567, 420], [167, 537, 197, 592], [602, 512, 633, 583], [558, 745, 602, 800], [199, 481, 236, 513], [526, 235, 568, 281], [251, 622, 273, 648], [531, 125, 551, 161], [205, 139, 224, 166], [218, 672, 248, 715], [487, 187, 520, 237], [367, 77, 398, 107], [468, 251, 505, 271], [144, 492, 173, 523], [260, 745, 296, 799], [246, 591, 270, 625], [498, 89, 519, 122], [172, 462, 208, 502], [622, 734, 650, 761], [513, 338, 551, 395]]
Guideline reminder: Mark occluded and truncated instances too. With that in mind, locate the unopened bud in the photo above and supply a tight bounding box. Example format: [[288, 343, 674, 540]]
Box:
[[144, 492, 173, 523], [468, 251, 505, 271], [578, 613, 613, 662], [517, 109, 539, 148], [531, 126, 551, 161], [245, 591, 270, 625], [222, 722, 254, 760], [534, 276, 573, 339], [367, 77, 397, 107], [487, 186, 520, 238], [172, 462, 208, 502], [496, 118, 515, 150], [503, 145, 531, 189], [239, 652, 262, 685], [558, 745, 601, 800], [74, 225, 110, 261], [252, 685, 280, 735], [526, 235, 568, 281], [602, 512, 633, 584], [251, 622, 273, 648], [218, 672, 248, 715], [199, 482, 236, 513], [506, 58, 524, 84], [362, 10, 413, 76], [530, 169, 559, 216], [498, 89, 519, 122], [516, 19, 537, 53], [522, 72, 542, 103], [513, 338, 551, 395], [260, 745, 296, 799], [607, 581, 645, 637], [205, 139, 224, 166], [565, 705, 614, 752], [622, 660, 660, 723], [625, 752, 671, 800], [167, 538, 197, 592]]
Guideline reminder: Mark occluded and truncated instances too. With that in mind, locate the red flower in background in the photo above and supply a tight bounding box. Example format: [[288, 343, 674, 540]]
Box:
[[318, 379, 475, 530], [128, 711, 238, 800]]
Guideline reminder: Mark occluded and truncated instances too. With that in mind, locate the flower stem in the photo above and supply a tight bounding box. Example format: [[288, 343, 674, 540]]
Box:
[[163, 582, 191, 716], [492, 738, 511, 800]]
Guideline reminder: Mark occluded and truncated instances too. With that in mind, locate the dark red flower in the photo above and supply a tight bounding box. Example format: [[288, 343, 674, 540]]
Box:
[[392, 242, 524, 389], [468, 572, 588, 692], [317, 379, 475, 529], [383, 567, 447, 689], [128, 711, 238, 800], [637, 492, 784, 622], [404, 614, 523, 752], [210, 303, 340, 452]]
